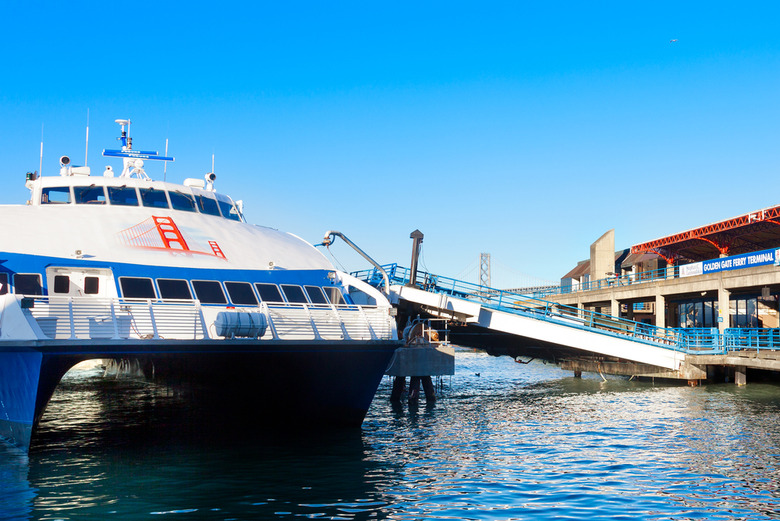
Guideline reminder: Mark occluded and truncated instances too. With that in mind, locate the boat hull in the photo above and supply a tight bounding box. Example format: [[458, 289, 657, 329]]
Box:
[[0, 339, 400, 450]]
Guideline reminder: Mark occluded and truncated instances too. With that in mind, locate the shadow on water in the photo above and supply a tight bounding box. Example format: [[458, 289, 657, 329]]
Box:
[[2, 348, 780, 520], [4, 366, 403, 520]]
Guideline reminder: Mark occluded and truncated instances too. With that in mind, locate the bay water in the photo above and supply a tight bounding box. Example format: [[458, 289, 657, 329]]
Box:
[[1, 347, 779, 520]]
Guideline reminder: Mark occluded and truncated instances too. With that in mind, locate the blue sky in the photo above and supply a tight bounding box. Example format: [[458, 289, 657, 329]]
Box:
[[2, 1, 779, 287]]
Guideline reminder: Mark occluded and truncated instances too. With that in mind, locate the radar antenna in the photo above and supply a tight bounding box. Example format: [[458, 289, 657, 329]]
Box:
[[103, 119, 175, 179]]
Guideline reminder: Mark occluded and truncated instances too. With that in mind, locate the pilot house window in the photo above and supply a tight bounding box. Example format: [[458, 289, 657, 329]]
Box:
[[217, 198, 241, 221], [0, 273, 7, 295], [169, 191, 197, 212], [41, 187, 72, 204], [139, 188, 170, 209], [196, 195, 221, 216], [108, 186, 140, 206], [74, 186, 107, 204]]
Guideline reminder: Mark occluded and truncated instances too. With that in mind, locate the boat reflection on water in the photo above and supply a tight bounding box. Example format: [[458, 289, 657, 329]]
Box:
[[20, 364, 399, 520], [0, 443, 33, 521], [3, 349, 780, 520]]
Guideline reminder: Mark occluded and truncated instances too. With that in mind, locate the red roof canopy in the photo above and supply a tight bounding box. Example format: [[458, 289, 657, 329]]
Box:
[[631, 204, 780, 263]]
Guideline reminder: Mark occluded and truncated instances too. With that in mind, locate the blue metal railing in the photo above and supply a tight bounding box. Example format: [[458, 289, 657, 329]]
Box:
[[352, 264, 780, 355], [724, 329, 780, 352], [534, 266, 681, 298]]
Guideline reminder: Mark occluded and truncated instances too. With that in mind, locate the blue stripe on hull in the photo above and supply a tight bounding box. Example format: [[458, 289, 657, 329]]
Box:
[[0, 252, 335, 291]]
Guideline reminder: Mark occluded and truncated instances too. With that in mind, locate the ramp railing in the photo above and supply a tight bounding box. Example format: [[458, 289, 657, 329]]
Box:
[[353, 264, 780, 354]]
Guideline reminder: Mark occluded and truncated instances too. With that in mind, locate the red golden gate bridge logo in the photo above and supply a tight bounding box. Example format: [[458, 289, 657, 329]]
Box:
[[117, 216, 226, 259]]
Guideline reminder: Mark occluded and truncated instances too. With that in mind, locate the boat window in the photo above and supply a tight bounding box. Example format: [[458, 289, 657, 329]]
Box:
[[281, 285, 308, 304], [74, 185, 107, 204], [119, 277, 156, 299], [108, 186, 140, 206], [41, 187, 72, 204], [324, 286, 345, 305], [169, 190, 197, 213], [84, 277, 99, 295], [216, 197, 241, 222], [192, 280, 227, 304], [14, 274, 43, 295], [255, 283, 284, 303], [196, 195, 221, 216], [304, 286, 328, 304], [348, 287, 376, 306], [225, 282, 258, 305], [53, 275, 70, 293], [157, 279, 192, 300], [139, 188, 170, 209], [0, 273, 8, 295]]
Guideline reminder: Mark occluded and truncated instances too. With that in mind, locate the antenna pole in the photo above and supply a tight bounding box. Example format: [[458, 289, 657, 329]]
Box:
[[84, 108, 90, 166], [211, 153, 215, 173], [39, 123, 44, 176], [163, 138, 169, 181]]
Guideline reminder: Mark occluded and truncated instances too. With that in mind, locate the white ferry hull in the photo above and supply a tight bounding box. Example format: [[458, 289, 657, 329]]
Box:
[[0, 121, 400, 451]]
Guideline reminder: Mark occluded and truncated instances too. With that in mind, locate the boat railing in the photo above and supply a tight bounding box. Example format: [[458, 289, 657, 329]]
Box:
[[263, 302, 395, 341], [18, 296, 396, 342]]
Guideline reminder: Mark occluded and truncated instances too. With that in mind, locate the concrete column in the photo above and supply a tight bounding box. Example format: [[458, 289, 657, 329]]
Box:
[[735, 367, 747, 386], [655, 293, 665, 329], [577, 301, 584, 320], [610, 297, 619, 318], [590, 230, 615, 282], [718, 286, 730, 335], [626, 303, 634, 321]]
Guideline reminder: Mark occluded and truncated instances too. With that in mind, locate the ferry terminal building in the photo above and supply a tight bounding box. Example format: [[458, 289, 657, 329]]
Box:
[[552, 205, 780, 333]]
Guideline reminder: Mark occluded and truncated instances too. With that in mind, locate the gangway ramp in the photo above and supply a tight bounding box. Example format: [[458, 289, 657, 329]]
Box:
[[391, 284, 686, 372], [354, 265, 731, 380]]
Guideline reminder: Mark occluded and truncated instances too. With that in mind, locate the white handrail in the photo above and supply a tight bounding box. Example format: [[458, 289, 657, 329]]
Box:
[[18, 296, 395, 342]]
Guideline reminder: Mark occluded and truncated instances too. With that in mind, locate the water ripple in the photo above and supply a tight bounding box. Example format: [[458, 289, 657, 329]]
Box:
[[1, 349, 779, 519]]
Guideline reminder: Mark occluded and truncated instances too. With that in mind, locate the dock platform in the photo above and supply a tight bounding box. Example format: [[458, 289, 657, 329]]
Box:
[[355, 265, 780, 384]]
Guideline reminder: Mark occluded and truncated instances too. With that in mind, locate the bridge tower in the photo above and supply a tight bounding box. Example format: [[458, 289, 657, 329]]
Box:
[[480, 253, 491, 288]]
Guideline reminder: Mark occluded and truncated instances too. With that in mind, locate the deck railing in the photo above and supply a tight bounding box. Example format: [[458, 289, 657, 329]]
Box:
[[352, 264, 780, 354], [20, 296, 395, 342], [533, 266, 682, 298]]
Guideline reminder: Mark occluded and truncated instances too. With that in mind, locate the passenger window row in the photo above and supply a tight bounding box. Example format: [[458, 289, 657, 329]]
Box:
[[0, 273, 347, 307], [40, 185, 241, 221], [0, 273, 43, 296], [119, 277, 346, 306]]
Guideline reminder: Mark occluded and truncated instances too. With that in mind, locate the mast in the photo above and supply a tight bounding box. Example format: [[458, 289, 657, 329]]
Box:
[[102, 119, 174, 179]]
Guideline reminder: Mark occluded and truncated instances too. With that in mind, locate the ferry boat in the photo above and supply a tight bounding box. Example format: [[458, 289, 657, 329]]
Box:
[[0, 120, 401, 450]]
